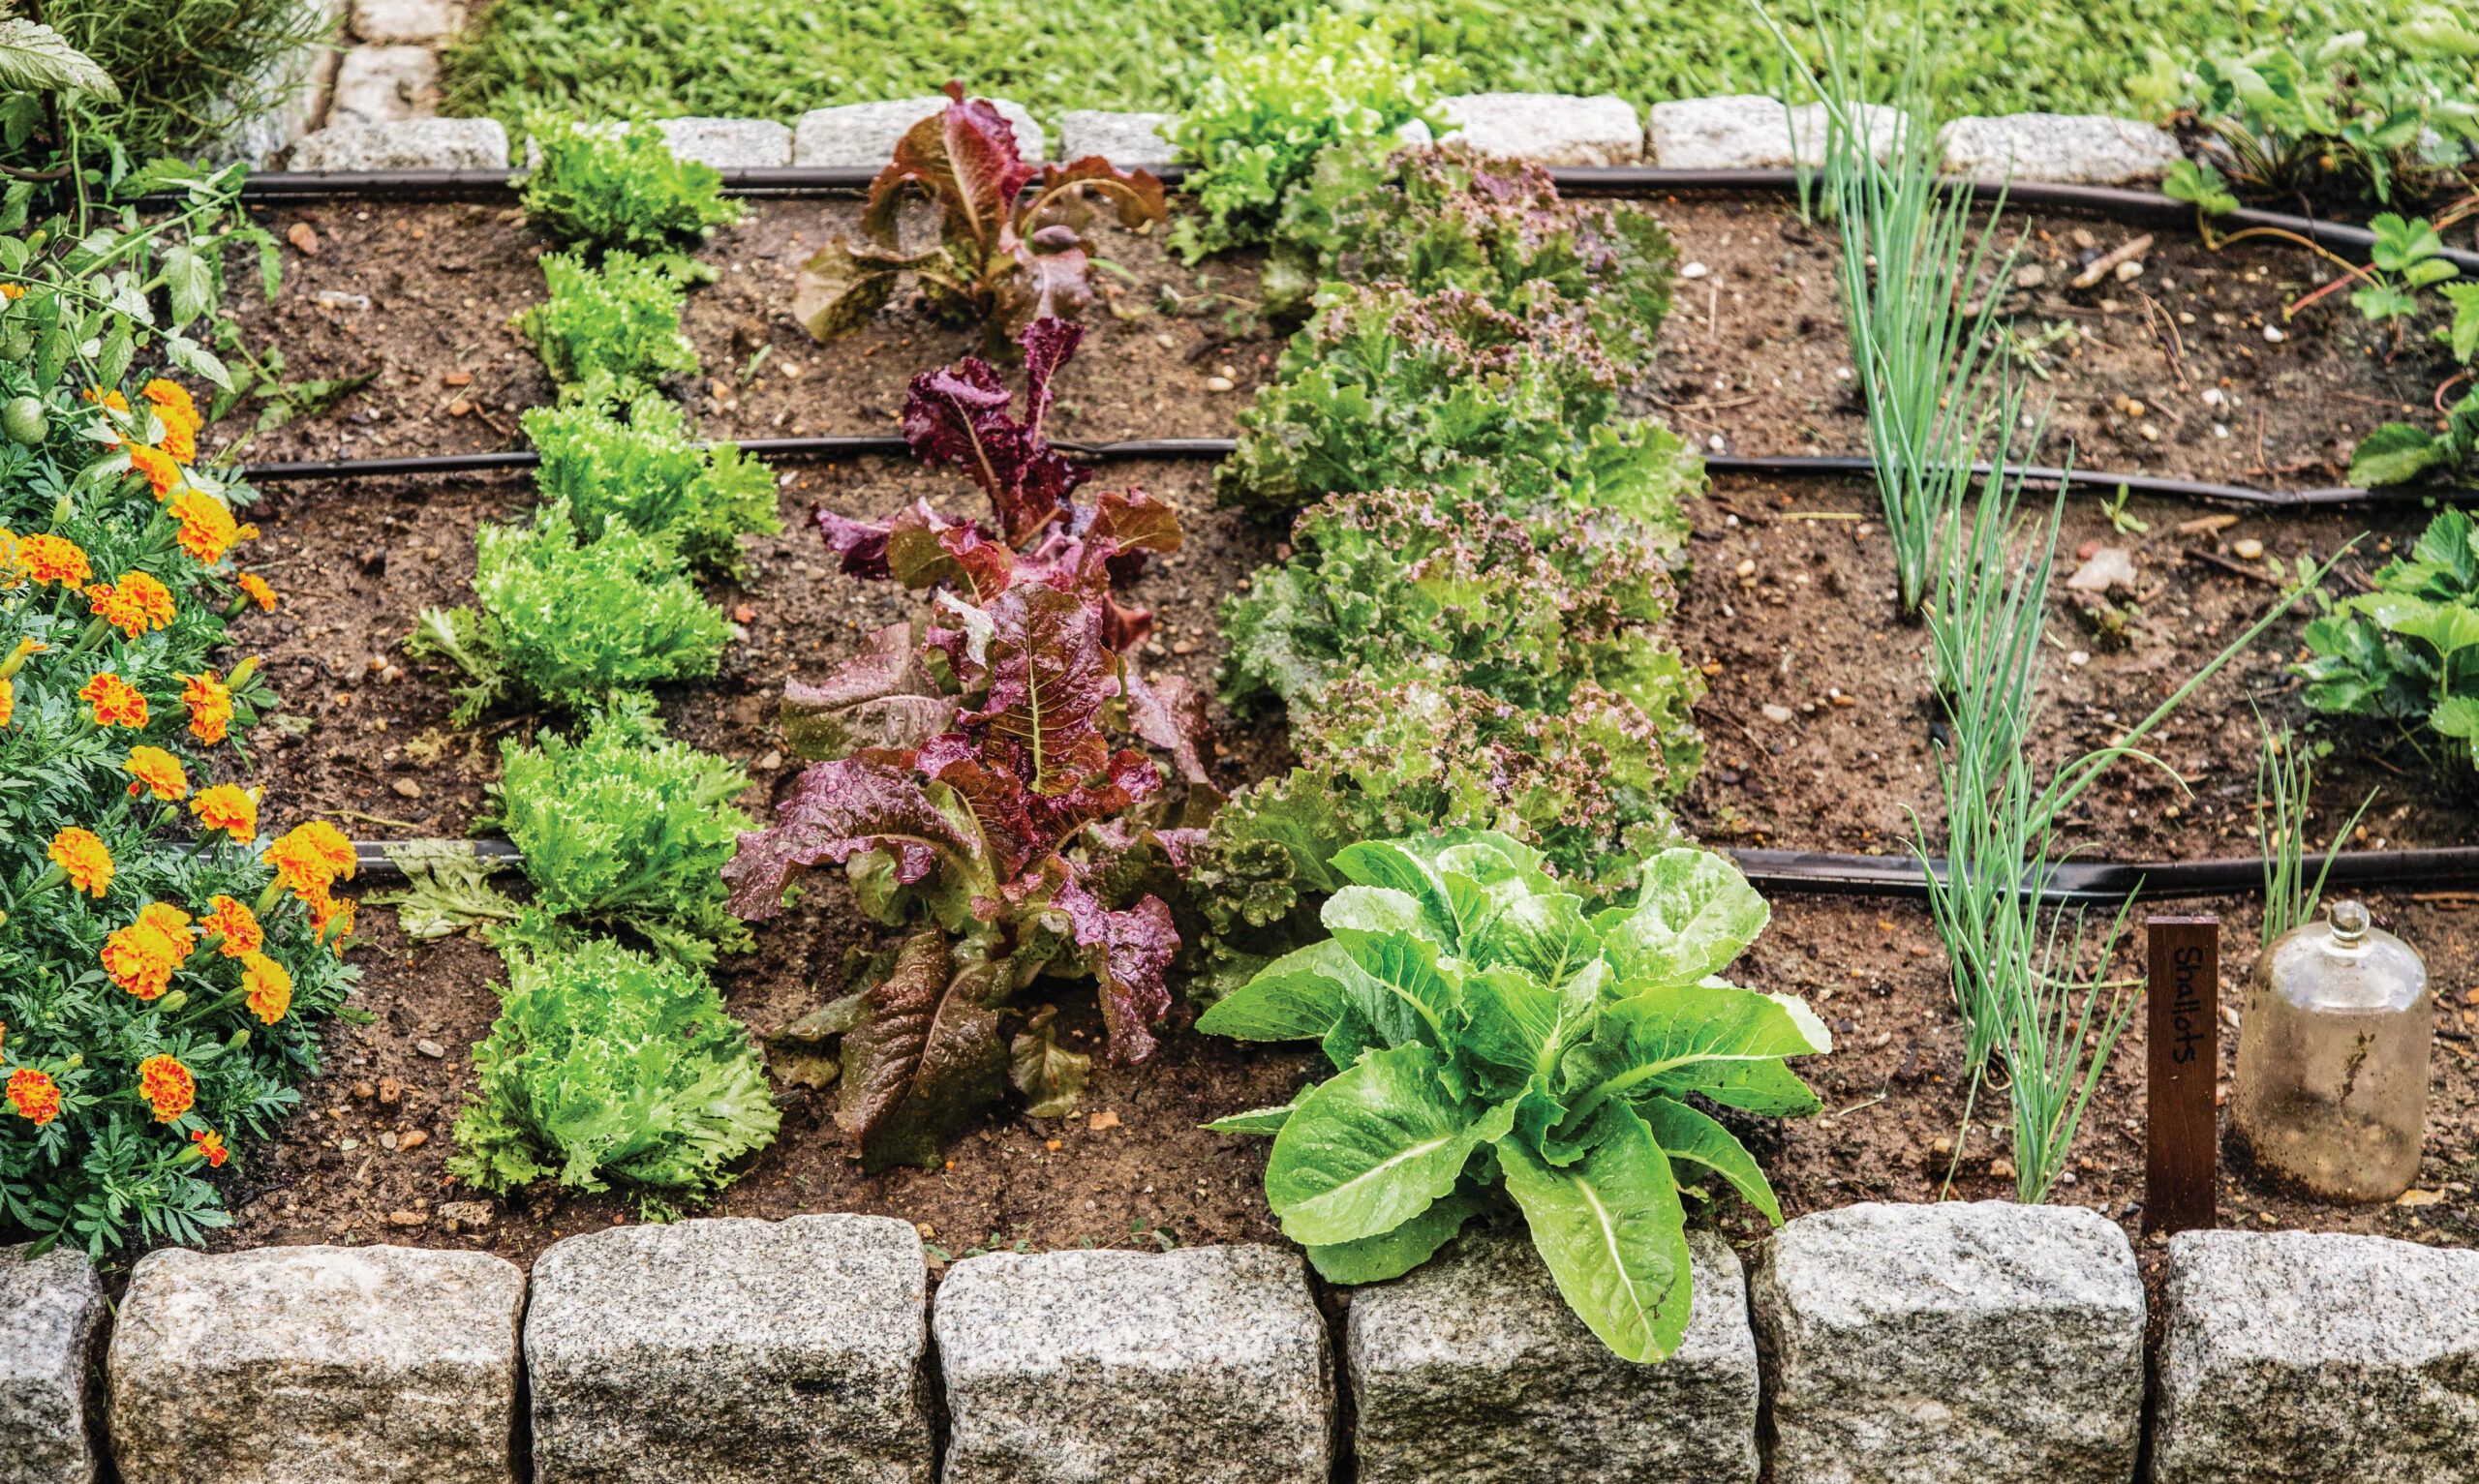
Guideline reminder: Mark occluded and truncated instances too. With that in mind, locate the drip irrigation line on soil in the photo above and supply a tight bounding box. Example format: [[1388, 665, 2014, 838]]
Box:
[[240, 437, 2479, 509], [219, 166, 2479, 273], [351, 837, 2479, 906]]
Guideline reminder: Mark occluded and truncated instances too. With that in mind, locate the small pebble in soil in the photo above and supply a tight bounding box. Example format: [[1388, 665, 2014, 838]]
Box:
[[2233, 537, 2265, 560], [392, 779, 421, 799], [2263, 324, 2285, 342], [1202, 376, 1234, 393], [1680, 260, 1710, 280], [2114, 258, 2143, 283], [415, 1040, 446, 1060], [2068, 651, 2091, 667], [1761, 704, 1794, 724], [2012, 263, 2046, 289]]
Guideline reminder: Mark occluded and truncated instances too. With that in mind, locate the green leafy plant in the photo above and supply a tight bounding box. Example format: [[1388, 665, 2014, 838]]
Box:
[[522, 377, 780, 574], [521, 116, 744, 255], [2252, 712, 2375, 946], [794, 82, 1165, 344], [447, 925, 779, 1211], [1218, 284, 1703, 523], [1166, 12, 1454, 261], [1201, 831, 1826, 1362], [1263, 140, 1679, 363], [516, 249, 700, 390], [2300, 506, 2479, 766], [405, 501, 732, 723], [2349, 212, 2460, 326]]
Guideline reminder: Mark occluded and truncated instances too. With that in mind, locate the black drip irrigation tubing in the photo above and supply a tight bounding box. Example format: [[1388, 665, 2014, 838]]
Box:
[[241, 437, 2479, 509], [222, 164, 2479, 275], [352, 837, 2479, 905]]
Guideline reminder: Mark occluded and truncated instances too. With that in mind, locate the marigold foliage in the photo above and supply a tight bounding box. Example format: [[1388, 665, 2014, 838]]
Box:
[[521, 379, 779, 575], [521, 117, 744, 255], [446, 926, 778, 1210], [515, 250, 701, 391]]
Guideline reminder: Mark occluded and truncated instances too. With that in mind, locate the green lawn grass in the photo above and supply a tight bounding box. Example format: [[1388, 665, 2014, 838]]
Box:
[[442, 0, 2420, 139]]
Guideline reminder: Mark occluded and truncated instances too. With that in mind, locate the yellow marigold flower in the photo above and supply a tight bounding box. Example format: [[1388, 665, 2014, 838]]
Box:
[[79, 672, 148, 729], [180, 670, 232, 744], [168, 491, 237, 563], [234, 523, 260, 543], [82, 387, 129, 412], [236, 572, 278, 611], [0, 677, 14, 728], [123, 745, 189, 801], [200, 894, 264, 956], [6, 1068, 60, 1126], [85, 571, 177, 638], [129, 444, 183, 500], [160, 419, 197, 465], [241, 952, 293, 1024], [0, 284, 21, 300], [190, 1128, 229, 1166], [191, 783, 259, 843], [103, 902, 197, 1000], [265, 820, 356, 898], [46, 826, 113, 896], [18, 533, 92, 587], [304, 881, 357, 945], [137, 1054, 195, 1122]]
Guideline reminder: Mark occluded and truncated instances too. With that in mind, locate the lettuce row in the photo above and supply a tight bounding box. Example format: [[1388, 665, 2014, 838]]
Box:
[[1201, 832, 1827, 1361]]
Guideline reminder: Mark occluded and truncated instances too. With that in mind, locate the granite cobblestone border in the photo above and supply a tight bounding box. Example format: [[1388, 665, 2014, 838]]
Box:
[[7, 1205, 2477, 1483]]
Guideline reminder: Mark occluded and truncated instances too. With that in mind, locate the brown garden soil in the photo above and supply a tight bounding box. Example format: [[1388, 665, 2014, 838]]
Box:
[[167, 191, 2477, 1276]]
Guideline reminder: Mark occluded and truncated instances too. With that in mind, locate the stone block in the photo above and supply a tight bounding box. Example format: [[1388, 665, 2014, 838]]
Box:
[[107, 1244, 526, 1484], [794, 96, 1043, 167], [291, 117, 510, 170], [1348, 1226, 1758, 1483], [1056, 109, 1175, 168], [934, 1245, 1331, 1484], [527, 1216, 932, 1484], [328, 45, 439, 125], [1437, 91, 1644, 167], [1648, 94, 1906, 169], [2152, 1230, 2479, 1484], [350, 0, 464, 45], [0, 1246, 106, 1484], [657, 117, 792, 169], [1940, 113, 2184, 185], [1751, 1201, 2144, 1484]]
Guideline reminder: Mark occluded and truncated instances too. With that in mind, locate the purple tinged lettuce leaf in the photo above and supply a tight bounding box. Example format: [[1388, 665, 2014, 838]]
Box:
[[838, 929, 1013, 1170], [1120, 668, 1211, 785], [816, 506, 895, 579], [882, 500, 1015, 596], [723, 757, 978, 921], [1053, 878, 1178, 1064], [903, 318, 1094, 546], [955, 578, 1114, 794], [859, 81, 1038, 259], [780, 622, 956, 761]]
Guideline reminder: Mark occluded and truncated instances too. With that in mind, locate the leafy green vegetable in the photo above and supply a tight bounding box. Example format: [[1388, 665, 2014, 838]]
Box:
[[447, 926, 779, 1210], [522, 117, 744, 254], [516, 249, 701, 391], [476, 702, 756, 965], [1265, 140, 1678, 364], [1217, 284, 1702, 523], [1201, 830, 1825, 1361], [2348, 391, 2479, 488], [1165, 12, 1453, 261], [2300, 506, 2479, 767], [405, 501, 732, 723], [522, 377, 780, 574]]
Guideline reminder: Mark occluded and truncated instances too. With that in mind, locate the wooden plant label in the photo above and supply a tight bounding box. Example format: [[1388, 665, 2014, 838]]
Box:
[[2145, 916, 2219, 1235]]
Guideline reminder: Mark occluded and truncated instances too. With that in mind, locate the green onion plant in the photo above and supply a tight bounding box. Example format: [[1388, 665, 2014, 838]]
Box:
[[2252, 709, 2376, 947]]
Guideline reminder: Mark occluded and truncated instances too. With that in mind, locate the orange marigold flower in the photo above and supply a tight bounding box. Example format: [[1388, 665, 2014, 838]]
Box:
[[140, 379, 197, 425], [191, 783, 258, 843], [103, 902, 197, 1000], [190, 1128, 229, 1166], [46, 826, 113, 896], [6, 1068, 60, 1125], [265, 821, 356, 898], [86, 570, 177, 638], [304, 882, 357, 945], [129, 444, 183, 500], [168, 491, 237, 563], [82, 387, 129, 412], [181, 670, 232, 744], [236, 572, 278, 611], [137, 1054, 194, 1123], [79, 672, 148, 729], [241, 952, 293, 1024], [200, 894, 263, 957], [160, 418, 197, 465], [0, 284, 21, 300], [0, 677, 13, 728], [123, 745, 189, 801], [18, 533, 92, 587]]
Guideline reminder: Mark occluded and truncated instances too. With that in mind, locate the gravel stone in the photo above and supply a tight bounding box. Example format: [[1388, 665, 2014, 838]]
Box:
[[1940, 114, 2184, 185], [0, 1245, 106, 1484], [1348, 1225, 1759, 1484], [1648, 94, 1907, 169], [1436, 92, 1645, 166], [794, 97, 1044, 167], [1057, 110, 1175, 167], [2152, 1230, 2479, 1483], [349, 0, 464, 44], [328, 45, 439, 125], [107, 1244, 526, 1484], [527, 1216, 932, 1484], [935, 1244, 1331, 1484], [291, 117, 509, 170], [656, 117, 793, 168], [1751, 1201, 2145, 1484]]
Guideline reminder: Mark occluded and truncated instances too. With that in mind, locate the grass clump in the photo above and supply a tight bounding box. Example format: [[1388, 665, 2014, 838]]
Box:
[[521, 117, 745, 254], [515, 250, 700, 391], [522, 379, 780, 574]]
